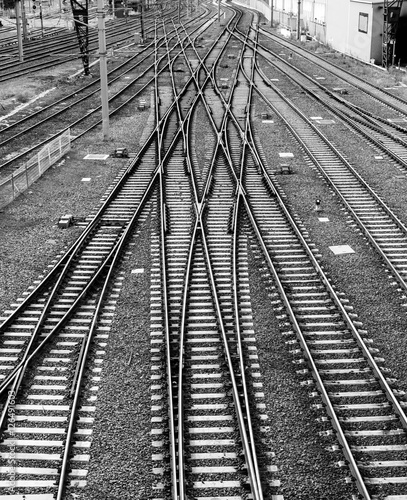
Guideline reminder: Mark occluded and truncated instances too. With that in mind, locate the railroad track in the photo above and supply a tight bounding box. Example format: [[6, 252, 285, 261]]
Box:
[[0, 22, 175, 494], [149, 8, 283, 499], [232, 22, 407, 500], [231, 27, 407, 171], [0, 7, 215, 181], [257, 27, 407, 119], [225, 42, 407, 306], [0, 5, 172, 83], [166, 14, 407, 498], [3, 2, 407, 499], [0, 131, 158, 497]]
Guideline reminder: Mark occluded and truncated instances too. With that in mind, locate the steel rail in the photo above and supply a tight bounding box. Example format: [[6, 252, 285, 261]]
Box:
[[232, 26, 407, 137], [154, 18, 181, 499], [239, 188, 372, 499], [255, 34, 407, 133], [0, 11, 213, 172], [0, 38, 158, 144], [0, 36, 204, 388], [1, 13, 215, 491], [153, 13, 232, 166], [238, 41, 407, 500], [174, 139, 264, 500], [163, 17, 231, 498], [0, 89, 186, 388], [0, 19, 143, 81], [0, 6, 211, 139], [176, 14, 265, 499], [0, 115, 164, 338], [0, 223, 121, 393], [257, 26, 407, 115], [250, 61, 407, 297], [240, 33, 407, 423], [0, 9, 175, 81], [147, 14, 230, 497], [0, 3, 213, 376], [198, 210, 263, 500], [171, 20, 284, 500], [222, 31, 369, 499], [178, 19, 269, 179], [230, 22, 264, 496], [56, 164, 160, 500], [0, 224, 126, 427], [231, 28, 407, 163], [185, 21, 407, 496], [160, 10, 266, 498], [158, 14, 239, 498]]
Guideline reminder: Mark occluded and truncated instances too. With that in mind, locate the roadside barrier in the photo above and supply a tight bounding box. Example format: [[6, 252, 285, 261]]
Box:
[[0, 128, 71, 209]]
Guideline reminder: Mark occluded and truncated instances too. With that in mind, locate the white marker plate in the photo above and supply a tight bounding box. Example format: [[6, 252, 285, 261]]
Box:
[[279, 152, 294, 158], [318, 217, 330, 222], [131, 268, 144, 274], [83, 154, 109, 160], [329, 245, 355, 255]]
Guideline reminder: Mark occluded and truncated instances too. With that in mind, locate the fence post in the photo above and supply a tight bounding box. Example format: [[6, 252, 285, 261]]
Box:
[[11, 172, 15, 202]]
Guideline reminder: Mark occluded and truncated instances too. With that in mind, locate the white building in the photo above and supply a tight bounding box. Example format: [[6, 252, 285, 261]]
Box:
[[234, 0, 407, 65]]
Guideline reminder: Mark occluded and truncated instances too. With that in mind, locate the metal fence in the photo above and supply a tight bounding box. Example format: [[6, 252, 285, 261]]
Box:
[[0, 129, 71, 209]]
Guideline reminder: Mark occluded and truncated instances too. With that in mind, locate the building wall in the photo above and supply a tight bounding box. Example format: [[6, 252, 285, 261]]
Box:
[[231, 0, 392, 65], [302, 0, 327, 40], [335, 0, 382, 63]]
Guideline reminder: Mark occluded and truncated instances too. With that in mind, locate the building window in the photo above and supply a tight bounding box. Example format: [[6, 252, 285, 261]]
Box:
[[358, 12, 368, 33]]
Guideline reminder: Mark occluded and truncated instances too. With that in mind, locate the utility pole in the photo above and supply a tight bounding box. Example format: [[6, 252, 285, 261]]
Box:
[[297, 0, 301, 40], [139, 0, 144, 40], [15, 0, 24, 61], [21, 0, 28, 41], [270, 0, 273, 27], [382, 0, 403, 68], [97, 0, 109, 140], [39, 0, 44, 36]]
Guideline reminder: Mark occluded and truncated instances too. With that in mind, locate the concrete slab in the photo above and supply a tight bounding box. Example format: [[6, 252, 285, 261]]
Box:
[[83, 154, 109, 160], [329, 245, 355, 255]]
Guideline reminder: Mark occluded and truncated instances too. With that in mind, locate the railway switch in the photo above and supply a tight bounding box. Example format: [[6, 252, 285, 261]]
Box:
[[280, 164, 292, 174], [112, 148, 129, 158], [58, 214, 74, 228]]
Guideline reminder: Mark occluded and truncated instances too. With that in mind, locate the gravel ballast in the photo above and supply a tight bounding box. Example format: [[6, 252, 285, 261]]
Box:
[[3, 13, 407, 500]]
